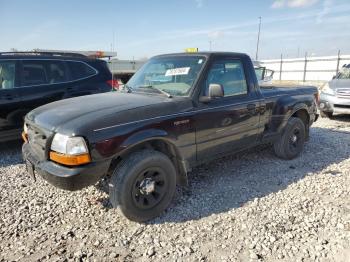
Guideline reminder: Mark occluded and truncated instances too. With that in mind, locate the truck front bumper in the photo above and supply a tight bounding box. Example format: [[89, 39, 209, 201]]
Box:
[[319, 93, 350, 115], [22, 142, 111, 191]]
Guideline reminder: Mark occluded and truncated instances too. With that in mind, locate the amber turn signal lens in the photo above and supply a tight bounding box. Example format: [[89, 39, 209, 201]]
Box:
[[22, 132, 28, 143], [49, 151, 91, 166]]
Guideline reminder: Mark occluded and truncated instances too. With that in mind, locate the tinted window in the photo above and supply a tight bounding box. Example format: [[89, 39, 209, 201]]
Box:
[[21, 61, 49, 86], [205, 60, 247, 97], [21, 60, 68, 86], [68, 61, 96, 80], [0, 61, 16, 89], [46, 61, 67, 83]]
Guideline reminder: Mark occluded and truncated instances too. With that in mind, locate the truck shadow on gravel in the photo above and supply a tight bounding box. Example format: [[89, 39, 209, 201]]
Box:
[[147, 126, 350, 224], [0, 140, 23, 168]]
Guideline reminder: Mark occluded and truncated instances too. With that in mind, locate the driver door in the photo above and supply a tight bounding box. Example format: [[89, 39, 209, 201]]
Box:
[[195, 58, 261, 161]]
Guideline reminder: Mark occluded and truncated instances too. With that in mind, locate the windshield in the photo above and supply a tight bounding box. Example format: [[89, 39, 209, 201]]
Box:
[[126, 56, 206, 96], [337, 66, 350, 79]]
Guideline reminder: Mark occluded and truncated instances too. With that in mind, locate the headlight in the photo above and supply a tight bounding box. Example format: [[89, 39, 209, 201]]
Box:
[[50, 134, 90, 166], [51, 134, 88, 155], [23, 123, 28, 134], [321, 83, 335, 95]]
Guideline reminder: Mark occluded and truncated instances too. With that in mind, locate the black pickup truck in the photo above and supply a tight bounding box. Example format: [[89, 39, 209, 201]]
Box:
[[23, 52, 319, 222]]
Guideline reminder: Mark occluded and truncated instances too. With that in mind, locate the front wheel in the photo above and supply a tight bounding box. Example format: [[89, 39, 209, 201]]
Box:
[[109, 150, 177, 222], [273, 117, 306, 160]]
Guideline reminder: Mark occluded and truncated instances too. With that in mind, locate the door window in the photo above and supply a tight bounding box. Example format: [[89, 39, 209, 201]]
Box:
[[21, 60, 69, 86], [0, 61, 16, 89], [21, 61, 49, 86], [67, 61, 96, 80], [46, 61, 67, 83], [205, 60, 248, 97]]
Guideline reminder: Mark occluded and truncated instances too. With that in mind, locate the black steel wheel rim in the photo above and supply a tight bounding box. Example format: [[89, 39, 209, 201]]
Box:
[[289, 127, 302, 153], [131, 167, 167, 210]]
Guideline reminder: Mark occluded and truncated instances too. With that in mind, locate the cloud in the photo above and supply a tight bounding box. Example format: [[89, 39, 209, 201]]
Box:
[[288, 0, 319, 7], [271, 0, 284, 8], [271, 0, 319, 8], [129, 2, 350, 47], [317, 0, 333, 23], [194, 0, 203, 8], [208, 30, 225, 39]]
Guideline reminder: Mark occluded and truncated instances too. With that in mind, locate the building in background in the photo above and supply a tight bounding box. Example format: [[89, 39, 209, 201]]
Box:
[[107, 58, 146, 84]]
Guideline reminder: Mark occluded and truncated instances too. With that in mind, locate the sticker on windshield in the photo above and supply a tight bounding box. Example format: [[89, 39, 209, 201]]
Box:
[[198, 59, 203, 64], [165, 67, 190, 76]]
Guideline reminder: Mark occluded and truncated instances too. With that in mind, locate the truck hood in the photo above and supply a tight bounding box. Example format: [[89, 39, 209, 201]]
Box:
[[27, 92, 184, 135]]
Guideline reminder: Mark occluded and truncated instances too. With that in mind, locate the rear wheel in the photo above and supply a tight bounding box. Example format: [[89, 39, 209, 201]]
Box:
[[273, 117, 306, 160], [320, 111, 333, 119], [109, 150, 176, 222]]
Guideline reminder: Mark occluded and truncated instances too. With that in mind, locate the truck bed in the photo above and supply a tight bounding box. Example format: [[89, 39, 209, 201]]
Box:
[[260, 85, 318, 98]]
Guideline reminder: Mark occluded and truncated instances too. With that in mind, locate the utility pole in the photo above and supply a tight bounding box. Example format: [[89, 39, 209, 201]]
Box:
[[303, 52, 308, 82], [255, 16, 262, 61], [336, 50, 341, 75], [209, 40, 212, 51]]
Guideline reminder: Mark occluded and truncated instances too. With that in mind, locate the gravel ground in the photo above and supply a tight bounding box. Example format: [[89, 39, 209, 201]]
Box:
[[0, 116, 349, 262]]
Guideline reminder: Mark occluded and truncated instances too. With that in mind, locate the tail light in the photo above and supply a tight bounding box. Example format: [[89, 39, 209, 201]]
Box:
[[314, 91, 320, 104], [107, 79, 119, 90]]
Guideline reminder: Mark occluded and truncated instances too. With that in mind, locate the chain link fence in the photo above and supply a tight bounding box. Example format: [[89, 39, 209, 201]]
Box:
[[261, 51, 350, 87]]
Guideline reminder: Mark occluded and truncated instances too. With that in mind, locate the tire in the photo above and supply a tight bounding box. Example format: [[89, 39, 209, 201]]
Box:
[[109, 149, 177, 222], [320, 111, 333, 119], [273, 117, 306, 160]]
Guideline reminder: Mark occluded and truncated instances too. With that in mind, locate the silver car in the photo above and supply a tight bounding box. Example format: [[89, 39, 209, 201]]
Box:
[[319, 64, 350, 118]]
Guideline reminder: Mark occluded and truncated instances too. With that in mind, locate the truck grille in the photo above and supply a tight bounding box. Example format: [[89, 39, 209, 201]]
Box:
[[26, 123, 53, 161], [334, 104, 350, 109], [337, 88, 350, 98]]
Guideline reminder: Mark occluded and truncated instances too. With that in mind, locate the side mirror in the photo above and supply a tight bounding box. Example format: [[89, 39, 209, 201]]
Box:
[[209, 83, 224, 97], [199, 84, 224, 103]]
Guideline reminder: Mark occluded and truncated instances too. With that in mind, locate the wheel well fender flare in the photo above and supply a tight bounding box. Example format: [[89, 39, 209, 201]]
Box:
[[277, 104, 310, 137], [114, 129, 188, 186]]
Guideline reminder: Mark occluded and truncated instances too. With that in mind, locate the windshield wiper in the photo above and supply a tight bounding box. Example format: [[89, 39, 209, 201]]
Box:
[[135, 85, 173, 98]]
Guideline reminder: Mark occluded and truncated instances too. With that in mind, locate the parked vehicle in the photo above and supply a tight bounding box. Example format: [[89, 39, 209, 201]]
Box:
[[22, 52, 319, 222], [0, 51, 116, 142], [253, 61, 274, 86], [319, 64, 350, 118]]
